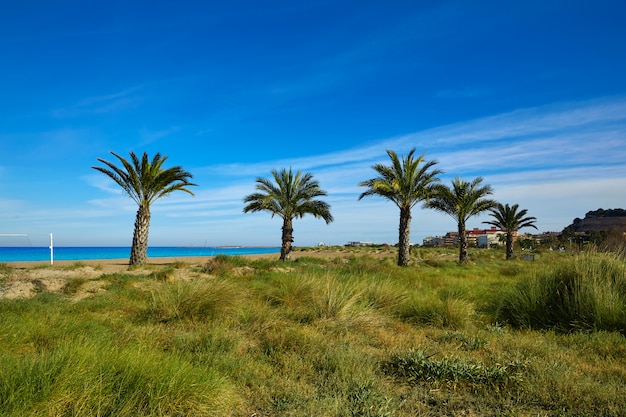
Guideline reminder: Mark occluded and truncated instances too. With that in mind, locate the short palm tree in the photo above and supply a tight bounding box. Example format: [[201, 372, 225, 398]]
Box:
[[359, 149, 442, 266], [426, 176, 497, 263], [92, 151, 197, 266], [483, 203, 537, 259], [243, 168, 333, 261]]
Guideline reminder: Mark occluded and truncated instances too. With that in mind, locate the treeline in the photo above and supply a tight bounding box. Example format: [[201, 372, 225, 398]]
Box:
[[582, 208, 626, 218]]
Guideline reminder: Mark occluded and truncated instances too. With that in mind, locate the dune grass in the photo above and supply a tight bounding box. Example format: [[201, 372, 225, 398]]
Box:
[[0, 247, 625, 416], [495, 249, 626, 332]]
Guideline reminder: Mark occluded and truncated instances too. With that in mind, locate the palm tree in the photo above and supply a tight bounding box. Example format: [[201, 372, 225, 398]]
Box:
[[243, 168, 333, 261], [483, 203, 537, 260], [92, 151, 197, 266], [426, 176, 497, 263], [358, 149, 442, 266]]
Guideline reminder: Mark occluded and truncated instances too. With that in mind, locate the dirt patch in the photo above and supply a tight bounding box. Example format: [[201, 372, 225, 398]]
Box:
[[0, 265, 142, 300], [71, 280, 110, 301], [231, 266, 256, 277], [271, 267, 294, 273]]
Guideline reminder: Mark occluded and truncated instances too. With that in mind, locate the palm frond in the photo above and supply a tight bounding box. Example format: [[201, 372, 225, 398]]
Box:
[[93, 151, 196, 208], [243, 167, 333, 223], [358, 148, 442, 210]]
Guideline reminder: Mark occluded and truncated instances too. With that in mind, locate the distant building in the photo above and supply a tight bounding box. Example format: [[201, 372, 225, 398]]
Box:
[[476, 226, 504, 248], [345, 241, 375, 247], [424, 226, 507, 248], [423, 236, 446, 247], [445, 232, 459, 246]]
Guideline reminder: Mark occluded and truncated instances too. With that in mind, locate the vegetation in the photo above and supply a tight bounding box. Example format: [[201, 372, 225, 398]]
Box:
[[495, 249, 626, 332], [484, 203, 538, 259], [359, 149, 442, 266], [427, 176, 497, 263], [1, 247, 625, 416], [243, 168, 333, 261], [92, 151, 196, 266]]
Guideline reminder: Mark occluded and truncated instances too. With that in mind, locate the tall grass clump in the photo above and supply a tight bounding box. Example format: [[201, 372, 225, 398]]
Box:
[[146, 278, 241, 323], [202, 254, 248, 276], [0, 262, 13, 275], [263, 272, 381, 329], [497, 250, 626, 333], [396, 293, 475, 329]]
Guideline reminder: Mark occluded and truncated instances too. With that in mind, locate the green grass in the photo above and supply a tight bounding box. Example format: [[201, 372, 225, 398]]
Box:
[[495, 250, 626, 332], [0, 247, 625, 416]]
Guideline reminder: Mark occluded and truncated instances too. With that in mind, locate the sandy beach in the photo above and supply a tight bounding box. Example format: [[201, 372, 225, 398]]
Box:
[[6, 253, 279, 274]]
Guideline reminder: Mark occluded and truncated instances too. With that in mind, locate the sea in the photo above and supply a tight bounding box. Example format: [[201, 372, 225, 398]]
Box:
[[0, 246, 280, 263]]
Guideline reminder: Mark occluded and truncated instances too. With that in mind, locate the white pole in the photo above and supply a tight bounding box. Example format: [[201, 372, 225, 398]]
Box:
[[49, 233, 54, 265]]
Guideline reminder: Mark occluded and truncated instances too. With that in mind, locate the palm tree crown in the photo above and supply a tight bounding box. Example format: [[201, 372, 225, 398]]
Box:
[[427, 176, 497, 263], [359, 149, 442, 211], [483, 203, 538, 259], [243, 168, 333, 260], [359, 149, 442, 266], [92, 151, 196, 265], [93, 151, 196, 209]]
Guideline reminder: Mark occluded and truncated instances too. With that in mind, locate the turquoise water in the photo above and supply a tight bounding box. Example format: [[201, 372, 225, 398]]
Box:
[[0, 247, 280, 262]]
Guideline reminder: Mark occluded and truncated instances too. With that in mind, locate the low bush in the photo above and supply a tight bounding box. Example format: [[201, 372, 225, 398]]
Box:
[[382, 349, 523, 387]]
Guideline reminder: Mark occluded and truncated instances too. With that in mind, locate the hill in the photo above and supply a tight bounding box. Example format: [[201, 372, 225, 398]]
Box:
[[563, 208, 626, 233]]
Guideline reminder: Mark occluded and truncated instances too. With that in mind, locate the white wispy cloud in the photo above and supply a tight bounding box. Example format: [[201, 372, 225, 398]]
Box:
[[51, 88, 142, 118], [138, 126, 181, 147], [394, 96, 626, 148]]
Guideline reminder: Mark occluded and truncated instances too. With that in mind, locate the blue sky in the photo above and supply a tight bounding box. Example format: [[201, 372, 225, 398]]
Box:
[[1, 0, 625, 247]]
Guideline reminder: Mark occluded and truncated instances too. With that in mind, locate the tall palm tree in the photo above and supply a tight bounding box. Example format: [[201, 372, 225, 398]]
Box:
[[92, 151, 197, 266], [426, 176, 497, 263], [483, 203, 537, 260], [243, 168, 333, 261], [359, 149, 442, 266]]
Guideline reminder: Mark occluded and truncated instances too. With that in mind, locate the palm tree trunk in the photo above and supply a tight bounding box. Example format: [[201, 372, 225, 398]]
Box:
[[458, 221, 468, 263], [506, 232, 514, 260], [280, 217, 294, 261], [130, 205, 151, 266], [398, 206, 412, 266]]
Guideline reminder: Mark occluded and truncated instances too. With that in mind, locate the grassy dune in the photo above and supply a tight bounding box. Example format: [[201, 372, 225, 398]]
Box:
[[1, 247, 625, 416]]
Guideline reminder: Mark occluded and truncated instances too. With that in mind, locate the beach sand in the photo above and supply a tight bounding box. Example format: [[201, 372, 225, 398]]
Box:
[[6, 254, 277, 274]]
